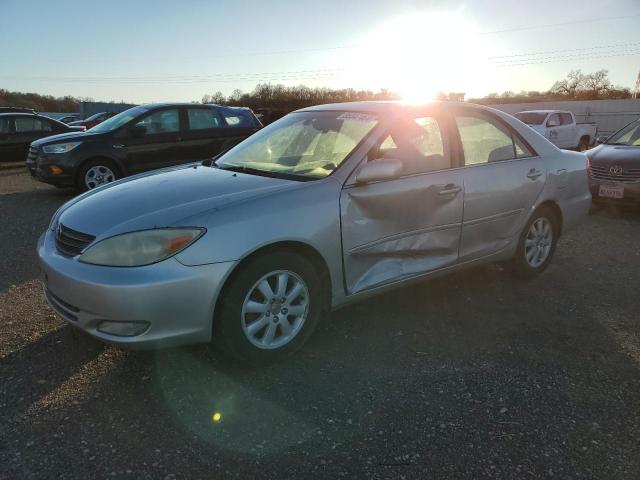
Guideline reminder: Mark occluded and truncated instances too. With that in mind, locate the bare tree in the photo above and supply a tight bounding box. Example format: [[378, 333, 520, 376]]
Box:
[[583, 70, 611, 99], [551, 69, 586, 98]]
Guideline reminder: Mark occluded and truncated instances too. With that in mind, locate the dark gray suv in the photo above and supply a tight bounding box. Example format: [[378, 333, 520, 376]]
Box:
[[26, 103, 262, 191]]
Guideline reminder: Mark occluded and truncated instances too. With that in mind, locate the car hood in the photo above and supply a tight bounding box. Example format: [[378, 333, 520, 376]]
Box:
[[587, 144, 640, 167], [57, 165, 298, 239], [32, 130, 98, 146]]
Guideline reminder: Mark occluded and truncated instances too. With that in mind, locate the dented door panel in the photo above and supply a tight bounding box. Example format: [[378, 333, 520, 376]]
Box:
[[340, 170, 464, 294], [460, 157, 546, 261]]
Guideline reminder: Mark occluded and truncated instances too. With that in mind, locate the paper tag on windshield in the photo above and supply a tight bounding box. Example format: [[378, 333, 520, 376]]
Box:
[[336, 112, 376, 122]]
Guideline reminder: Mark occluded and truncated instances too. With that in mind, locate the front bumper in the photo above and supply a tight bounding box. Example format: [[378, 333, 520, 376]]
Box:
[[37, 230, 236, 348], [26, 148, 75, 187], [589, 178, 640, 203]]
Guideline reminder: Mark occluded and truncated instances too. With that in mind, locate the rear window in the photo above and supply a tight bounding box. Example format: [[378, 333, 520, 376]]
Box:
[[187, 108, 221, 130], [514, 112, 547, 125], [221, 109, 254, 128]]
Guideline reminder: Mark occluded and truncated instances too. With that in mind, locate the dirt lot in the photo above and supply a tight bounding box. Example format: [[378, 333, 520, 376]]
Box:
[[1, 170, 640, 479]]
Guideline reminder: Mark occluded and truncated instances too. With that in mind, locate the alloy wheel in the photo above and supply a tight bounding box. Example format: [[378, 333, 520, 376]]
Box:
[[85, 165, 115, 189], [241, 270, 310, 350], [524, 217, 553, 268]]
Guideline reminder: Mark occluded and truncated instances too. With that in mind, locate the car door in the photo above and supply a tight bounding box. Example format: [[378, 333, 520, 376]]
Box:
[[452, 110, 546, 261], [0, 116, 19, 161], [10, 116, 57, 161], [545, 113, 561, 146], [340, 112, 465, 294], [557, 113, 575, 148], [123, 107, 182, 173], [180, 106, 228, 162]]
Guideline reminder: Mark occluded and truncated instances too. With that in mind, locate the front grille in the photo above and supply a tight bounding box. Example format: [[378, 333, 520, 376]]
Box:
[[590, 164, 640, 183], [55, 224, 95, 257]]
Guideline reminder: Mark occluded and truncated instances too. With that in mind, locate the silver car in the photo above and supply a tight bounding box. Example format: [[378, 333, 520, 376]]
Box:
[[38, 101, 591, 364]]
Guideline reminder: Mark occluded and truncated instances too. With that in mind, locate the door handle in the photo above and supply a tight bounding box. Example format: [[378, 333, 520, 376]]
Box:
[[438, 184, 462, 196], [527, 169, 543, 180], [113, 144, 125, 149]]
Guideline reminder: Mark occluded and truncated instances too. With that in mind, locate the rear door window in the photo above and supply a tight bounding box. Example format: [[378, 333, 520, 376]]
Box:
[[187, 108, 221, 130], [455, 113, 534, 165], [134, 109, 180, 134]]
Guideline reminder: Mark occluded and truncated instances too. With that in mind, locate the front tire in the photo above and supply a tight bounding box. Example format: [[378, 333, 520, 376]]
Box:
[[510, 207, 558, 278], [213, 251, 323, 366], [76, 159, 119, 192]]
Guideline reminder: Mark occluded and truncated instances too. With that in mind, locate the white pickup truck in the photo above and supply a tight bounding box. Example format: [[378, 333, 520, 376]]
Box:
[[514, 110, 597, 151]]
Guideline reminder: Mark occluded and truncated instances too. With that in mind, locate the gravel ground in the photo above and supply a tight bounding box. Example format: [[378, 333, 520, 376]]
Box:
[[1, 170, 640, 479]]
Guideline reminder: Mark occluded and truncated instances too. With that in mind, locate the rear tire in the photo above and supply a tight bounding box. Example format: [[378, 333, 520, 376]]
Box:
[[76, 159, 119, 192], [213, 251, 323, 366], [510, 206, 559, 278]]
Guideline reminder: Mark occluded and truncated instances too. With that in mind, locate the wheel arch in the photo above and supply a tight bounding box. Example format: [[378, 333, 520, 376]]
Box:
[[73, 155, 126, 180], [534, 199, 563, 237], [212, 240, 333, 332]]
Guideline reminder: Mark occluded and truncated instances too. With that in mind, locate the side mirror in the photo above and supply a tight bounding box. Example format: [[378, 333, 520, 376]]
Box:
[[547, 119, 559, 127], [595, 135, 608, 145], [131, 124, 147, 137], [355, 158, 403, 184]]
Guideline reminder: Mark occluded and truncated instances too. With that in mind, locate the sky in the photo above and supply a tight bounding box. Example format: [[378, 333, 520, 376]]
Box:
[[0, 0, 639, 103]]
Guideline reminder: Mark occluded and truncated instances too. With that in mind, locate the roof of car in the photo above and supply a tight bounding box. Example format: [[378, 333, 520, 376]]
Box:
[[0, 112, 45, 118], [296, 100, 495, 114], [130, 102, 251, 113], [517, 110, 570, 115]]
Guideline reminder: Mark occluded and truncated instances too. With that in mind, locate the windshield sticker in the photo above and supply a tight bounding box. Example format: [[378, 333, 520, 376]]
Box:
[[337, 112, 377, 122]]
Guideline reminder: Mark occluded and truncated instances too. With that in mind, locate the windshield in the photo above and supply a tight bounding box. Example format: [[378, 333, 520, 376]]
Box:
[[514, 112, 548, 125], [607, 120, 640, 146], [89, 106, 148, 133], [216, 111, 378, 178]]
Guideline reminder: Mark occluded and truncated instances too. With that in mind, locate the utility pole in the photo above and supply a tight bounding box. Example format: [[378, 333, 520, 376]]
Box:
[[634, 71, 640, 99]]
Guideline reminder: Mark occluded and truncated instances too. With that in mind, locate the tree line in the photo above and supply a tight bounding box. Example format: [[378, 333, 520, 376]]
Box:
[[1, 69, 633, 114], [0, 89, 82, 112], [469, 69, 633, 105], [202, 84, 400, 111]]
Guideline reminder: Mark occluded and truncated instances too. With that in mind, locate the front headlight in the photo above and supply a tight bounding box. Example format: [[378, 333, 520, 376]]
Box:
[[42, 142, 82, 154], [79, 228, 205, 267]]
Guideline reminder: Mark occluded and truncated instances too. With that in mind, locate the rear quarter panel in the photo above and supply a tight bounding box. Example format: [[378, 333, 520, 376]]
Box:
[[540, 150, 591, 232], [488, 107, 591, 234]]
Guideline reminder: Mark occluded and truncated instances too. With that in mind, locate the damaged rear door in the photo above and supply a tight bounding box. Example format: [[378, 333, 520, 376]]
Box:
[[340, 113, 464, 295]]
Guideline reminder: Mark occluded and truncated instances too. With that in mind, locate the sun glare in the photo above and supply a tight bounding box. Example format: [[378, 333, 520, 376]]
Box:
[[340, 12, 493, 102]]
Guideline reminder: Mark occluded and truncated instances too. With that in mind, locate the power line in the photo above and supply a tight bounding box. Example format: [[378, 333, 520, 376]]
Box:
[[30, 13, 640, 64], [0, 68, 347, 84], [488, 41, 640, 60], [492, 50, 640, 67], [476, 13, 640, 35]]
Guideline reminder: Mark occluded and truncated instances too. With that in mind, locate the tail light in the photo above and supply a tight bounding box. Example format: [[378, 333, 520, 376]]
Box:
[[586, 157, 591, 176]]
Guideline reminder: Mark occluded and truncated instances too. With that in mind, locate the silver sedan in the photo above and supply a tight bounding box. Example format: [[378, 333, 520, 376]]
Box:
[[38, 101, 591, 364]]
